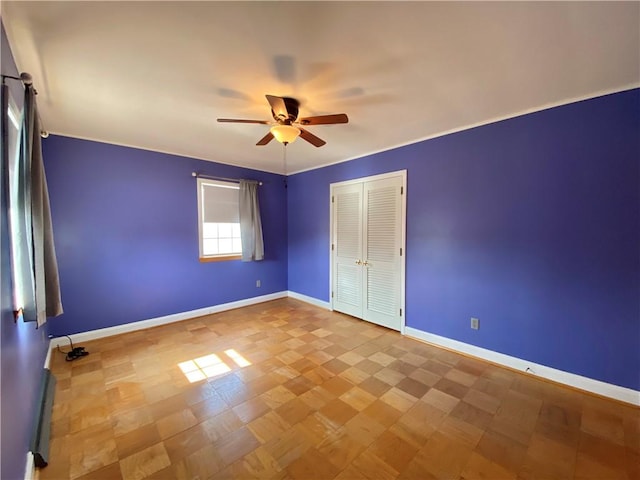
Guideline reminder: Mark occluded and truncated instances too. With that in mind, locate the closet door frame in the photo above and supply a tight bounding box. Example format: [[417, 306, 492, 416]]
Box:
[[329, 169, 407, 334]]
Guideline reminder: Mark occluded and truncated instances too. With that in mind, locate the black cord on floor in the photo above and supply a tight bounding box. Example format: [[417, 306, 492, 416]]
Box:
[[54, 335, 89, 361], [56, 335, 74, 354]]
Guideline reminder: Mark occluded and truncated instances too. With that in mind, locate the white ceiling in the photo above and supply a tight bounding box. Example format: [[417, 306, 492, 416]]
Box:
[[2, 2, 639, 174]]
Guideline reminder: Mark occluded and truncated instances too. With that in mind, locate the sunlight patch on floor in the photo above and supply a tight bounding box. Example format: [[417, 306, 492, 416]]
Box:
[[225, 348, 251, 367], [178, 349, 252, 383], [178, 354, 230, 382]]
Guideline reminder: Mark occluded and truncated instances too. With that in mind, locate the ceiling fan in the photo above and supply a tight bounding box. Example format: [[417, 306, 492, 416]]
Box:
[[217, 95, 348, 147]]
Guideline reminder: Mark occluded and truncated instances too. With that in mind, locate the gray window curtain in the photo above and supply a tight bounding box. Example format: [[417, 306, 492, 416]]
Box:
[[14, 84, 63, 326], [238, 180, 264, 262]]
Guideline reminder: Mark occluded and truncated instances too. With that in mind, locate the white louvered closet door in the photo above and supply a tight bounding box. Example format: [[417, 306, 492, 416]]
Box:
[[362, 176, 403, 330], [331, 172, 405, 332], [332, 183, 364, 319]]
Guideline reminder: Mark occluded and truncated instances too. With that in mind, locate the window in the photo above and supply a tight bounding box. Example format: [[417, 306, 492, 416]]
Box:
[[6, 95, 24, 309], [197, 178, 242, 261]]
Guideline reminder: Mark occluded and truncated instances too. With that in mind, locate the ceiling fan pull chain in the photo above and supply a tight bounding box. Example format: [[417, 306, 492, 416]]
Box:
[[283, 142, 288, 173], [283, 143, 288, 189]]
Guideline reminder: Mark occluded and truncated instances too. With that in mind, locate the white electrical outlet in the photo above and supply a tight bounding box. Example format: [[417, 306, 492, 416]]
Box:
[[256, 280, 261, 287], [471, 317, 479, 330]]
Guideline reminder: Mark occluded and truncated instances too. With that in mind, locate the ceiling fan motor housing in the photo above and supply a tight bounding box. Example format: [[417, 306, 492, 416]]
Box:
[[273, 97, 300, 124]]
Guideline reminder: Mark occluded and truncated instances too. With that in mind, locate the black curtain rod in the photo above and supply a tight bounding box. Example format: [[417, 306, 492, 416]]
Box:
[[1, 74, 22, 82], [1, 72, 49, 137], [191, 172, 263, 186], [1, 72, 35, 90]]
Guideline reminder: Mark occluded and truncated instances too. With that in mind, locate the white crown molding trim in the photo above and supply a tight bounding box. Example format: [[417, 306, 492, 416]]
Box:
[[405, 327, 640, 407], [288, 84, 640, 175], [287, 291, 331, 310], [44, 133, 285, 175], [24, 452, 34, 480], [49, 291, 288, 348]]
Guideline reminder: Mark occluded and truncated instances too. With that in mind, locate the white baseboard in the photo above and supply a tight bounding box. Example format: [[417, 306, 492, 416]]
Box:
[[405, 327, 640, 407], [43, 342, 52, 369], [47, 294, 636, 406], [287, 291, 331, 310], [24, 452, 34, 480], [50, 291, 288, 348]]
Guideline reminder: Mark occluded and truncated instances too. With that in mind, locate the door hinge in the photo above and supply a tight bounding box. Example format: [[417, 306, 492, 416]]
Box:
[[331, 291, 334, 298], [401, 186, 404, 195], [331, 195, 334, 203], [400, 247, 403, 256], [331, 244, 334, 251], [400, 308, 403, 316]]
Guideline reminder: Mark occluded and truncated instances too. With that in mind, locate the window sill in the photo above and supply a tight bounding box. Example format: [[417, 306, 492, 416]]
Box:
[[200, 255, 242, 263]]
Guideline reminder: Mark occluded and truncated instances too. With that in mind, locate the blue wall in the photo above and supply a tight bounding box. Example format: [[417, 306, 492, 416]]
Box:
[[1, 22, 50, 480], [43, 136, 288, 337], [288, 89, 640, 391]]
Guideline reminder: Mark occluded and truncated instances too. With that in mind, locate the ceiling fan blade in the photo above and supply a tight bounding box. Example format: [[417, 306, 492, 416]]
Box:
[[298, 113, 349, 125], [256, 132, 274, 146], [265, 95, 289, 120], [217, 118, 270, 124], [298, 128, 326, 147]]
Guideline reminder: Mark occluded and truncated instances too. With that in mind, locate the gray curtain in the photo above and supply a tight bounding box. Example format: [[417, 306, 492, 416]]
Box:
[[15, 84, 63, 326], [238, 180, 264, 262]]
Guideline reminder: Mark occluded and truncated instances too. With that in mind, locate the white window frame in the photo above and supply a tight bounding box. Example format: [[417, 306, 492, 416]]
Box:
[[196, 178, 242, 262]]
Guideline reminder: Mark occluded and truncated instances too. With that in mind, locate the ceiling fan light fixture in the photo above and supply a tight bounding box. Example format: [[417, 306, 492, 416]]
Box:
[[270, 125, 300, 145]]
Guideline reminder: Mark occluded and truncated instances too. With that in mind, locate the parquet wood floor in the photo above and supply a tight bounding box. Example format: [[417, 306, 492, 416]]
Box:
[[42, 298, 639, 480]]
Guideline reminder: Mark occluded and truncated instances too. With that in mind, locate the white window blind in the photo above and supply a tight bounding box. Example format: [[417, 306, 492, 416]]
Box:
[[197, 179, 242, 258]]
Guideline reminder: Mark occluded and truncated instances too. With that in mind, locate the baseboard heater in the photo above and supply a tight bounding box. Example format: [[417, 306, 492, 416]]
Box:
[[30, 368, 56, 468]]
